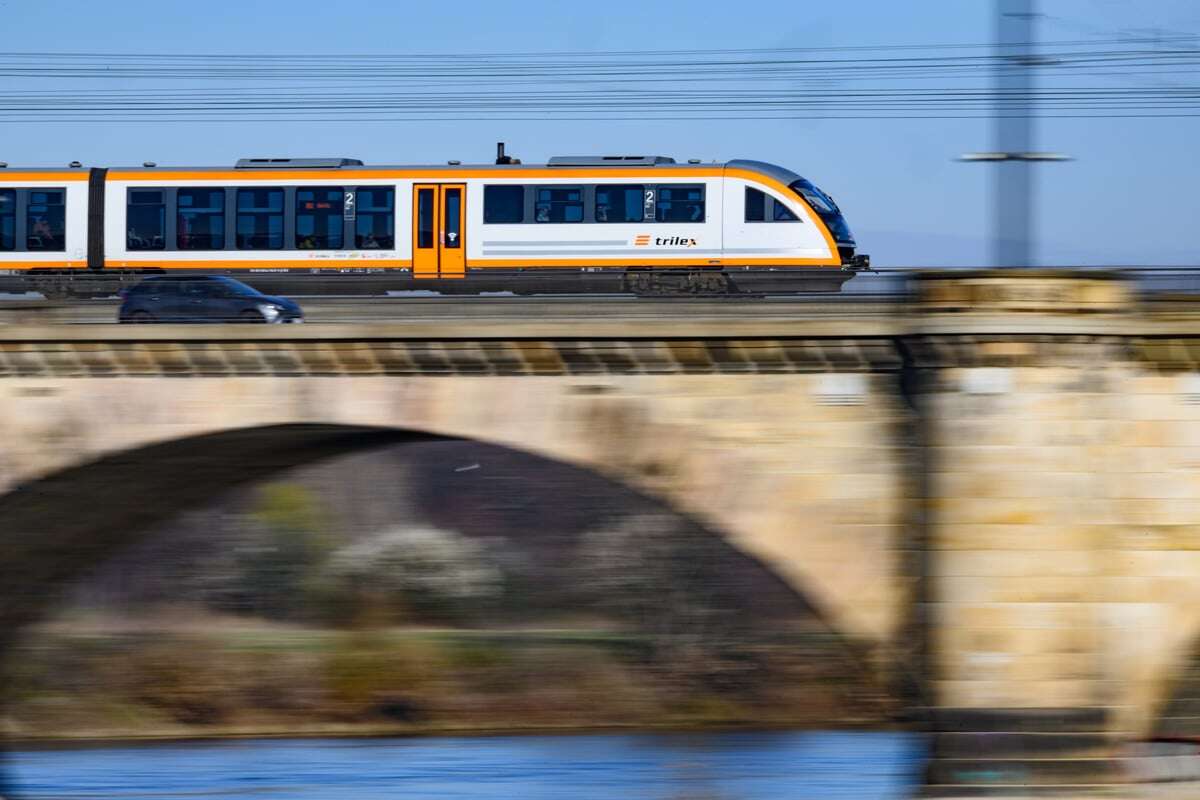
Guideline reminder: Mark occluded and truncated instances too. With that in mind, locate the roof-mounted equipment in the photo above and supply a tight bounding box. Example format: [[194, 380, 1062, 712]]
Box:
[[548, 155, 676, 167], [235, 158, 364, 169], [495, 142, 520, 165]]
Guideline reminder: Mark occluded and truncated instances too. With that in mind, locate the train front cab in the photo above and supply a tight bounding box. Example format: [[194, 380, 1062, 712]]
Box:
[[720, 161, 862, 292]]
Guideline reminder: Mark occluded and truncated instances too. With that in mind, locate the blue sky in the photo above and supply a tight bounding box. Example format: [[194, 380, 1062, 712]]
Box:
[[1, 0, 1197, 267]]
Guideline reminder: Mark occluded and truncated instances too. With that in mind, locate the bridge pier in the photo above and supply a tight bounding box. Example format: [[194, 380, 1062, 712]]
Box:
[[912, 272, 1149, 797]]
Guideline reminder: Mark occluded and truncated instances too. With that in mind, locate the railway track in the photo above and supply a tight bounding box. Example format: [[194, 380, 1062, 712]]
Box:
[[0, 293, 907, 326]]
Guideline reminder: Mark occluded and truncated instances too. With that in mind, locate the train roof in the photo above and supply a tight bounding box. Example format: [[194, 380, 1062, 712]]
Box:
[[105, 158, 730, 172], [0, 157, 808, 186]]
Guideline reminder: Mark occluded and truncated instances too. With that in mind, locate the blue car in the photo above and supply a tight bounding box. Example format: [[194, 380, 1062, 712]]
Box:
[[118, 276, 304, 324]]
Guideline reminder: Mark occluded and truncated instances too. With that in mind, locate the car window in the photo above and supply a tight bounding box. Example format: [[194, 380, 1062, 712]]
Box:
[[184, 282, 223, 298], [135, 281, 178, 296], [219, 279, 260, 297]]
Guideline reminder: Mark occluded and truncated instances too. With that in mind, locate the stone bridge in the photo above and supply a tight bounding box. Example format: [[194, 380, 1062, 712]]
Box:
[[5, 271, 1200, 796]]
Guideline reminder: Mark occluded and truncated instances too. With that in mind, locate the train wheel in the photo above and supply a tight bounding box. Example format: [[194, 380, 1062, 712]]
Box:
[[128, 311, 155, 324], [626, 270, 731, 297]]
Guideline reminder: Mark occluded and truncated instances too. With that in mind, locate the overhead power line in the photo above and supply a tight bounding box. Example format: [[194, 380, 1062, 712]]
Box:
[[0, 39, 1195, 122]]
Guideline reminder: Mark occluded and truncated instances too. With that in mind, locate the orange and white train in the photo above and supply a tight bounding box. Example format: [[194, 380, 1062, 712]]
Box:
[[0, 145, 866, 296]]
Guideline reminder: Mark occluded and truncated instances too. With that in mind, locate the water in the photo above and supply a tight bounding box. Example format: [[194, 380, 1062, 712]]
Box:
[[7, 730, 924, 799]]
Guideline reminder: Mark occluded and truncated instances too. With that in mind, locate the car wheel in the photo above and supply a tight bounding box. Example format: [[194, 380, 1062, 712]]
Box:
[[128, 311, 155, 324], [240, 309, 265, 324]]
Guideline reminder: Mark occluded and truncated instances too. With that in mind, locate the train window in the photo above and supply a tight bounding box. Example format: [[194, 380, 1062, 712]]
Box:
[[127, 190, 166, 251], [655, 185, 705, 223], [0, 190, 14, 251], [236, 188, 284, 250], [745, 188, 766, 222], [177, 188, 226, 250], [296, 187, 344, 250], [355, 187, 394, 249], [26, 189, 66, 251], [416, 188, 434, 249], [747, 187, 799, 223], [535, 187, 583, 223], [595, 185, 643, 223], [484, 185, 524, 224], [792, 180, 838, 215], [445, 188, 462, 249], [773, 201, 798, 222]]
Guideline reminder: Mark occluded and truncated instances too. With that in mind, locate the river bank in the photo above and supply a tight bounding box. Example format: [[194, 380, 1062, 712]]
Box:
[[7, 717, 903, 749], [6, 619, 894, 743], [4, 714, 902, 753]]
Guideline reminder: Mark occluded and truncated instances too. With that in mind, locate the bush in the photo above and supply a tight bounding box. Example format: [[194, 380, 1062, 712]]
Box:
[[217, 484, 334, 621], [322, 525, 501, 625]]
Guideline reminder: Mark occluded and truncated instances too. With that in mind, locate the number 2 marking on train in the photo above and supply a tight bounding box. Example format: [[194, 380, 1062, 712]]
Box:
[[343, 191, 356, 221]]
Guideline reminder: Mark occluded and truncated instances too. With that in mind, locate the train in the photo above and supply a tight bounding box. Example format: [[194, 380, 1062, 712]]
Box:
[[0, 144, 867, 298]]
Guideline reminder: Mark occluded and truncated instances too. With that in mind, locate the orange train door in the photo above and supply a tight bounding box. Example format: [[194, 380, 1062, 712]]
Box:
[[412, 184, 466, 279]]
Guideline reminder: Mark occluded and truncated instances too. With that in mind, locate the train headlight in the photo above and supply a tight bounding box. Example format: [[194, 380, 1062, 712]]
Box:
[[256, 303, 282, 322]]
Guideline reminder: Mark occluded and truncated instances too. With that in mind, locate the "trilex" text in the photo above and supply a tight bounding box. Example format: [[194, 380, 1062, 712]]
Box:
[[655, 236, 698, 247]]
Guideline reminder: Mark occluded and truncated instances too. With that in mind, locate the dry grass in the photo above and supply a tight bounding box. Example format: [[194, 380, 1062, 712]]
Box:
[[4, 613, 889, 741]]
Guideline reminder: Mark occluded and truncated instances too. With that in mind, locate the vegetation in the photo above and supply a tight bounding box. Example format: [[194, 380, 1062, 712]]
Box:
[[7, 622, 875, 740], [6, 448, 894, 741]]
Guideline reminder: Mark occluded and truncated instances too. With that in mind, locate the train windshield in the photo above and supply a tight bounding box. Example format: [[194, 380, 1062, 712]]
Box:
[[790, 179, 855, 245]]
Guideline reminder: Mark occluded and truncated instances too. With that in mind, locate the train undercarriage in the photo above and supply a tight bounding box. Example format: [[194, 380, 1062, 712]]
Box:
[[7, 265, 859, 300]]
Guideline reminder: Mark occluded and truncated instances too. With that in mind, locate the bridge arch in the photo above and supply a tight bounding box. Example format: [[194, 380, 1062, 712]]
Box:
[[0, 420, 859, 641], [0, 373, 908, 656]]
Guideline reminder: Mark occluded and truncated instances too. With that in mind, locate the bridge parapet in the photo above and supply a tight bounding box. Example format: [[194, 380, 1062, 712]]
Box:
[[915, 269, 1131, 315], [0, 326, 902, 379]]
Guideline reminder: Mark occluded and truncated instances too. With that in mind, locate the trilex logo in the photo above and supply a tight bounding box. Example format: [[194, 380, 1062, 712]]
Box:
[[633, 235, 697, 247]]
